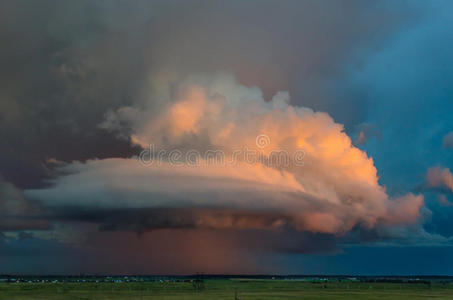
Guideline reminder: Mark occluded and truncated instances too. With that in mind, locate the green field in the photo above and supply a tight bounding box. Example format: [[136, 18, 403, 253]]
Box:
[[1, 280, 453, 300]]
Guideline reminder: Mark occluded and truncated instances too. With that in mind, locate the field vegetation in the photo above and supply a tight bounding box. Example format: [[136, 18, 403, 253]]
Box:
[[1, 280, 453, 299]]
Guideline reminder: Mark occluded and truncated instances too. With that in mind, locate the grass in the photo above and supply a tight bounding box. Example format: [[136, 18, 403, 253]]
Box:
[[1, 280, 453, 299]]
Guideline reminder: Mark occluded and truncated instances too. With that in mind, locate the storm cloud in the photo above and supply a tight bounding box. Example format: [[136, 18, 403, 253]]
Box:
[[25, 74, 423, 238], [1, 0, 453, 274], [0, 0, 417, 188]]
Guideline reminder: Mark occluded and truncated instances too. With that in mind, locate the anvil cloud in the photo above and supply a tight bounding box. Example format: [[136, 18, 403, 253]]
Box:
[[26, 74, 423, 235], [2, 0, 453, 275]]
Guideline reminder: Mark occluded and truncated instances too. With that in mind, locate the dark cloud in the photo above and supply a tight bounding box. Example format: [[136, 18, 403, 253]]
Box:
[[0, 0, 145, 188], [41, 205, 335, 251], [38, 204, 435, 253], [0, 0, 418, 189], [0, 180, 50, 231], [1, 0, 452, 274]]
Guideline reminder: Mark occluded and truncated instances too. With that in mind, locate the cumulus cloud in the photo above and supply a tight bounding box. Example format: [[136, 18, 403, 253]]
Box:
[[426, 166, 453, 193], [0, 0, 418, 190], [26, 74, 424, 235], [0, 0, 451, 274]]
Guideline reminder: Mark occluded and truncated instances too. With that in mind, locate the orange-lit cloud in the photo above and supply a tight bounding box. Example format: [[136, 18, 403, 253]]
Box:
[[426, 166, 453, 192], [27, 73, 424, 235]]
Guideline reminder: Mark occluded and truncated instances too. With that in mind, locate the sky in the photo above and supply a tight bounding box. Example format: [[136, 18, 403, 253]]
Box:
[[1, 0, 453, 275]]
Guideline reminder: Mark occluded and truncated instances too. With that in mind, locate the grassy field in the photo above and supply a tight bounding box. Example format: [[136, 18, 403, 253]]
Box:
[[1, 280, 453, 300]]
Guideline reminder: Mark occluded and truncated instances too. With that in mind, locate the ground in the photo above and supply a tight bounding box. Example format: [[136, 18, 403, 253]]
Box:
[[1, 280, 453, 299]]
